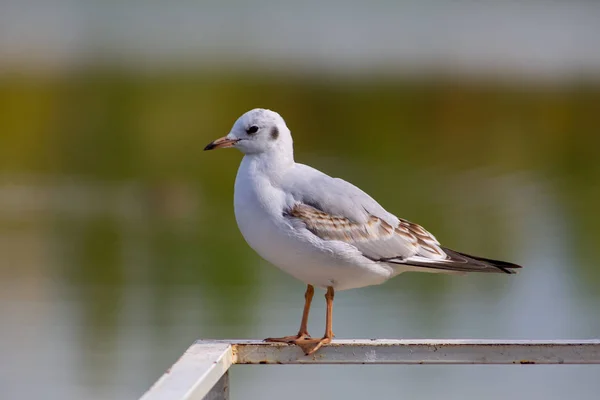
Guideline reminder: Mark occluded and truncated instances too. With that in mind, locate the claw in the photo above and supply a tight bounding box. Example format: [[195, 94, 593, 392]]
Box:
[[297, 336, 332, 355], [264, 332, 311, 343]]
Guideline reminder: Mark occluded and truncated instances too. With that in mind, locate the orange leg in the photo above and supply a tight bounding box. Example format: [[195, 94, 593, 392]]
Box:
[[297, 286, 335, 355], [265, 285, 314, 342]]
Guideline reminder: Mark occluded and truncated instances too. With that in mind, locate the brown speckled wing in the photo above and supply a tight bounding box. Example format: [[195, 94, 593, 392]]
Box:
[[284, 203, 445, 259], [396, 218, 445, 257], [284, 203, 521, 274]]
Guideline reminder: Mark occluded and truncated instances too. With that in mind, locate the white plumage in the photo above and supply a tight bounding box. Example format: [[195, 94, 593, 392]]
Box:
[[204, 108, 520, 354]]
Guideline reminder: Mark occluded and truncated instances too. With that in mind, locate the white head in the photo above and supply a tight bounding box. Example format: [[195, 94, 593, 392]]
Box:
[[204, 109, 293, 157]]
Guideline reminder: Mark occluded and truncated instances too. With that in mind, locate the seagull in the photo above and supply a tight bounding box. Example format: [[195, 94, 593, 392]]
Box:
[[204, 108, 522, 355]]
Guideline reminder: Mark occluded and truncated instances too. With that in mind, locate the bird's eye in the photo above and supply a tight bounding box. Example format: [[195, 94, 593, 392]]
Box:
[[246, 125, 259, 135]]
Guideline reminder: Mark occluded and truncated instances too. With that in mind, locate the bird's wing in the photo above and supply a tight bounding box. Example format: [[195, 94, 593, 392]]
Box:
[[282, 164, 443, 260], [285, 202, 446, 261], [283, 166, 520, 274], [283, 164, 399, 226]]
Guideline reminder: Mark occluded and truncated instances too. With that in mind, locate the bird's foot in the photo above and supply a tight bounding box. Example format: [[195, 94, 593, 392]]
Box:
[[264, 331, 311, 343], [295, 336, 332, 355]]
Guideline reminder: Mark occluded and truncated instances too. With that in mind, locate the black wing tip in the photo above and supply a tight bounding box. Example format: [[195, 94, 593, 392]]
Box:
[[373, 248, 522, 275], [444, 248, 523, 274], [498, 265, 521, 274], [499, 262, 522, 274]]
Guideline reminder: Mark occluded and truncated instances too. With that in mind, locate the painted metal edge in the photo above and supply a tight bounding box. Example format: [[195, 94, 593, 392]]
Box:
[[229, 339, 600, 365], [203, 372, 229, 400], [140, 341, 233, 400]]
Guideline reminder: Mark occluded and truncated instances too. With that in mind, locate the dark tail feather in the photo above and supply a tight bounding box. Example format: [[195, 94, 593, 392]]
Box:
[[442, 248, 522, 274], [383, 248, 522, 274]]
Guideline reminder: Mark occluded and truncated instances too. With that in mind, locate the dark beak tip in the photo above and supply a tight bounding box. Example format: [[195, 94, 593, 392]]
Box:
[[203, 143, 215, 151]]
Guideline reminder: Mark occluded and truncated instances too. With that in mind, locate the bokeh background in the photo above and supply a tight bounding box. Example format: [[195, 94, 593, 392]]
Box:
[[1, 1, 600, 399]]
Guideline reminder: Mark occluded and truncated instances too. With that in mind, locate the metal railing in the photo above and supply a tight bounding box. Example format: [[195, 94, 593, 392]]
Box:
[[140, 339, 600, 400]]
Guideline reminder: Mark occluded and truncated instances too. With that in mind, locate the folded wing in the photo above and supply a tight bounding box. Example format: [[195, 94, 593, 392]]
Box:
[[282, 165, 521, 274], [285, 203, 521, 274]]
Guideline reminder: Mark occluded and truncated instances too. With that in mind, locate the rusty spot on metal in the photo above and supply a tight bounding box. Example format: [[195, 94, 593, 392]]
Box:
[[519, 360, 536, 364]]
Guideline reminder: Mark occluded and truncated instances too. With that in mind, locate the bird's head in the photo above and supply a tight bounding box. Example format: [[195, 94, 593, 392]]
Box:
[[204, 108, 293, 156]]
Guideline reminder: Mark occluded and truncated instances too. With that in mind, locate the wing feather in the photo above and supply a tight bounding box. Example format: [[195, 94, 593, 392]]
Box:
[[285, 203, 446, 261], [284, 203, 521, 274], [281, 164, 520, 274]]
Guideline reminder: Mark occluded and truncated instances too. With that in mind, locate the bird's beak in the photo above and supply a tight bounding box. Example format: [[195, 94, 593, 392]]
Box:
[[204, 136, 239, 151]]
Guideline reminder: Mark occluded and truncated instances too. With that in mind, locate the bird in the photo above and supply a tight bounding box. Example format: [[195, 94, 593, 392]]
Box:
[[204, 108, 521, 355]]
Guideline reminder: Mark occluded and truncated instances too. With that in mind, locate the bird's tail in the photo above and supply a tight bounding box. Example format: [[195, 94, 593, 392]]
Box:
[[443, 248, 522, 274], [387, 247, 522, 275]]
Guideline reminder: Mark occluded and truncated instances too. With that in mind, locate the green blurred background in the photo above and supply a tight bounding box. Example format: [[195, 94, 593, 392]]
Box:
[[1, 1, 600, 399]]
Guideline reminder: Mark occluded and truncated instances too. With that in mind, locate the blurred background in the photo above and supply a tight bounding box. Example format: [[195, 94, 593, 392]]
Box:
[[1, 1, 600, 399]]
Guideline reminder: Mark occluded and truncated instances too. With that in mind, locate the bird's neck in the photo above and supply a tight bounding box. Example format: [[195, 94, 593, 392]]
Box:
[[242, 148, 295, 183]]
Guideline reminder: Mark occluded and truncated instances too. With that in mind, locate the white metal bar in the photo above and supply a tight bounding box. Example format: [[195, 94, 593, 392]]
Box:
[[203, 372, 229, 400], [230, 339, 600, 365], [140, 339, 600, 400], [140, 342, 233, 400]]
